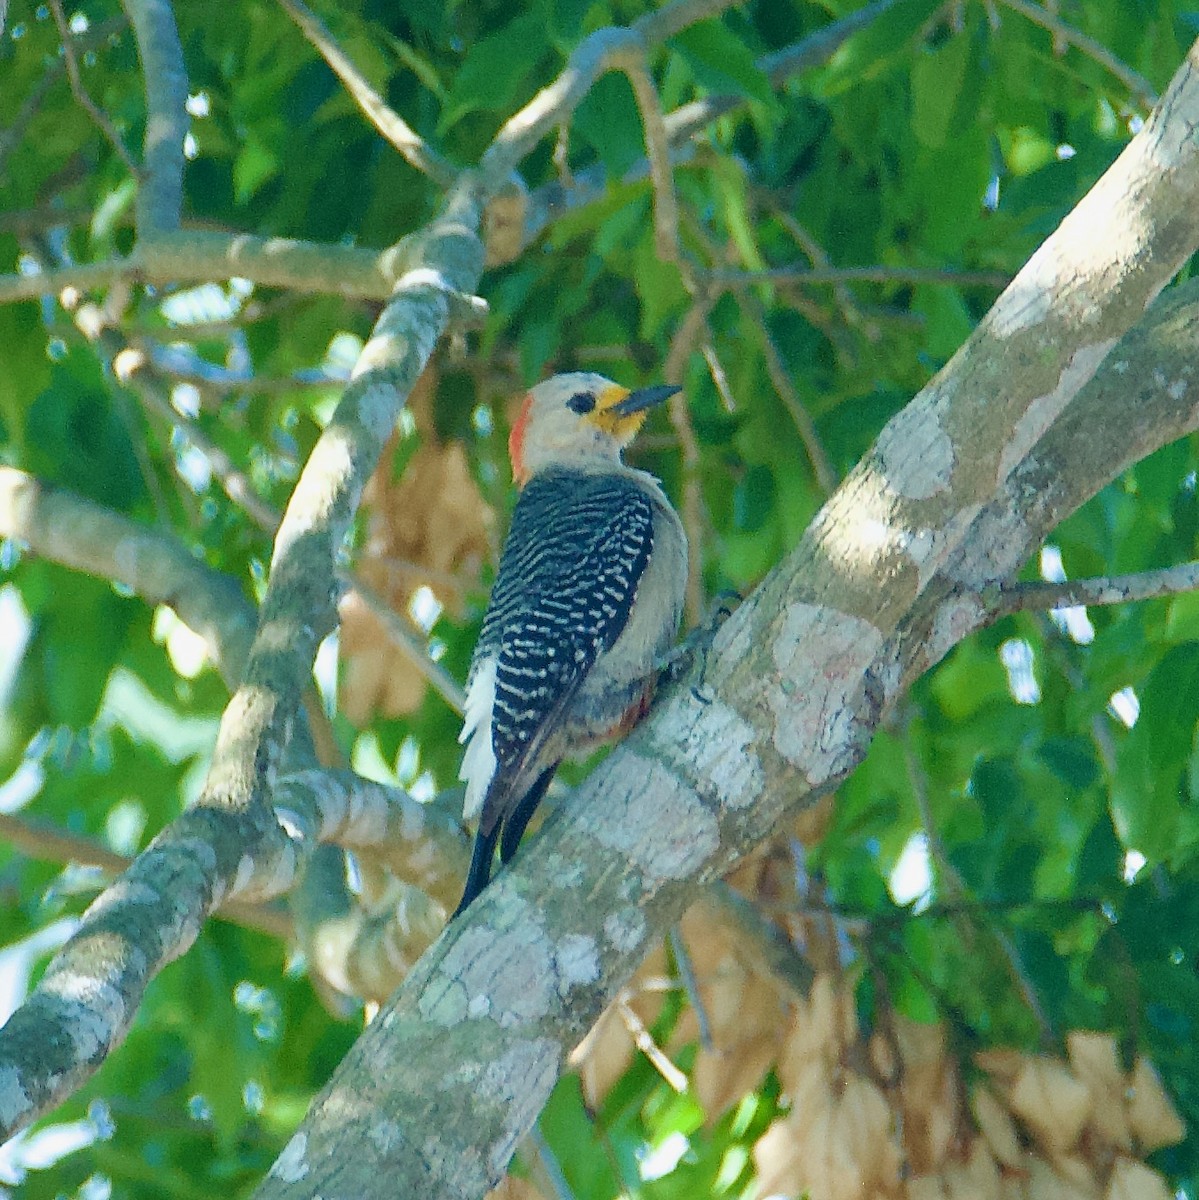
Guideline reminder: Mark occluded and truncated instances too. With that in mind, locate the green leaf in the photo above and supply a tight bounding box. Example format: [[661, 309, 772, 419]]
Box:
[[439, 14, 549, 131], [671, 22, 776, 108], [632, 232, 687, 339], [911, 32, 971, 149], [234, 136, 280, 204], [573, 73, 644, 178]]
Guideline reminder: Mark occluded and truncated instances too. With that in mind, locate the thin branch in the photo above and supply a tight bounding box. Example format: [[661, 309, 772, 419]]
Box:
[[0, 813, 293, 940], [632, 0, 742, 48], [0, 232, 402, 307], [616, 47, 685, 276], [520, 0, 906, 246], [738, 289, 837, 494], [664, 298, 712, 627], [109, 344, 285, 533], [120, 0, 187, 235], [773, 208, 878, 343], [616, 997, 688, 1092], [986, 561, 1199, 616], [49, 0, 141, 177], [138, 341, 349, 394], [337, 572, 466, 714], [999, 0, 1159, 108], [697, 883, 816, 1001], [276, 0, 458, 187], [479, 0, 738, 189], [700, 340, 736, 411], [0, 466, 255, 688], [0, 14, 128, 176], [664, 0, 904, 145], [668, 926, 713, 1050], [522, 1126, 577, 1200], [708, 264, 1013, 290]]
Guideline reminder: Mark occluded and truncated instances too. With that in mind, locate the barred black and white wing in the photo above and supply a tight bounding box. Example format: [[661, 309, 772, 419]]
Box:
[[458, 468, 655, 833]]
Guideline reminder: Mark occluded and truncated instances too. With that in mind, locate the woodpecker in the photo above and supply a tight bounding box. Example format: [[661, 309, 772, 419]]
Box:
[[453, 372, 687, 916]]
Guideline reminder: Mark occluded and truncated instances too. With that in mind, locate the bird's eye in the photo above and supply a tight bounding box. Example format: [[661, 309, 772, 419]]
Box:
[[566, 391, 595, 414]]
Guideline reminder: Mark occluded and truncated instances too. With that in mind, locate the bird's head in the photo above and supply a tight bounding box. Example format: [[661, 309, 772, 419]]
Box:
[[507, 372, 680, 486]]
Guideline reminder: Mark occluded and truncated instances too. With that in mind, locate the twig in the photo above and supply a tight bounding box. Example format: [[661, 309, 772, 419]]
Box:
[[49, 0, 141, 177], [276, 0, 457, 187], [523, 1125, 577, 1200], [616, 996, 688, 1092], [903, 732, 1056, 1046], [664, 0, 903, 145], [737, 289, 837, 494], [479, 0, 738, 189], [664, 298, 712, 627], [0, 813, 292, 940], [337, 572, 467, 715], [700, 341, 736, 411], [520, 0, 905, 246], [708, 264, 1012, 290], [773, 209, 876, 343], [139, 340, 348, 394], [120, 0, 188, 235], [0, 15, 128, 176], [616, 47, 685, 275], [999, 0, 1159, 108], [668, 926, 713, 1050], [985, 560, 1199, 615], [110, 344, 285, 532]]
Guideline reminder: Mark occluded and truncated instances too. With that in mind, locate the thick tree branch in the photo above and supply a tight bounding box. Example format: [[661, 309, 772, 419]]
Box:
[[253, 41, 1199, 1200], [902, 276, 1199, 687], [0, 0, 747, 1149]]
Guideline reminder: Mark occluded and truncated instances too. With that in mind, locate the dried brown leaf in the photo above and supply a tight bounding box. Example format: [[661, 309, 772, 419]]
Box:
[[1105, 1157, 1173, 1200], [1026, 1154, 1099, 1200], [837, 1075, 900, 1189], [1066, 1032, 1131, 1150], [694, 1033, 777, 1124], [971, 1084, 1024, 1168], [753, 1118, 806, 1199], [1008, 1058, 1092, 1155], [941, 1139, 1001, 1200], [486, 1176, 547, 1200], [1126, 1057, 1185, 1152]]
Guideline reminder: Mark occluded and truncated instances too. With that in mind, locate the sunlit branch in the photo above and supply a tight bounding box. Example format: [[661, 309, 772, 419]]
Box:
[[0, 466, 254, 687], [987, 561, 1199, 616]]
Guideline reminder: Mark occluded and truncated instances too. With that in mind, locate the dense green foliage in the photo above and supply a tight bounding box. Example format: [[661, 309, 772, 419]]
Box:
[[2, 0, 1199, 1196]]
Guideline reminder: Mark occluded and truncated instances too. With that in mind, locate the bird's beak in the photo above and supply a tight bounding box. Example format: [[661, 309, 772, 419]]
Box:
[[609, 383, 681, 417]]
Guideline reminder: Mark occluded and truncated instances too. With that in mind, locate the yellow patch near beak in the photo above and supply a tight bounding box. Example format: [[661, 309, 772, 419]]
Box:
[[588, 384, 644, 442]]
